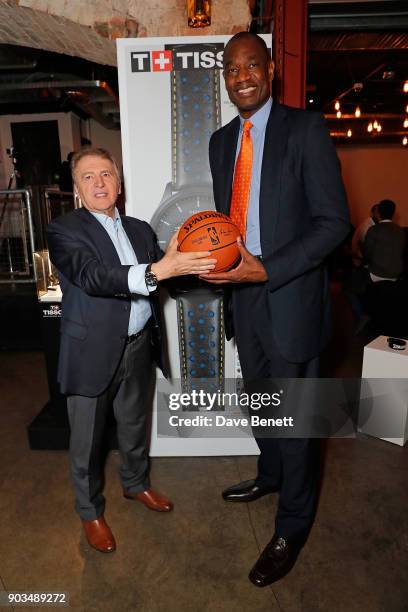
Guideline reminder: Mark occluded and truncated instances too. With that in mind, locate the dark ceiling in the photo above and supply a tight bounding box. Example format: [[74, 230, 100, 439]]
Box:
[[307, 32, 408, 143], [0, 44, 120, 129], [306, 1, 408, 144]]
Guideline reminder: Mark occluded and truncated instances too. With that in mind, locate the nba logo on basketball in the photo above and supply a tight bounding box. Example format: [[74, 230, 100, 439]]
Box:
[[208, 227, 220, 246]]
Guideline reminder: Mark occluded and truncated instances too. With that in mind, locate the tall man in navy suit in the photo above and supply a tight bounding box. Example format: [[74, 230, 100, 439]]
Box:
[[47, 147, 216, 553], [203, 33, 350, 585]]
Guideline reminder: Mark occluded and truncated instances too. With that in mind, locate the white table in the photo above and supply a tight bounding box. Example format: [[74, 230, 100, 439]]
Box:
[[360, 335, 408, 446], [38, 286, 62, 303]]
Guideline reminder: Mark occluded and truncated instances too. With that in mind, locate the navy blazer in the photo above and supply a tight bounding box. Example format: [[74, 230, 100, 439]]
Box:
[[209, 102, 351, 363], [47, 207, 166, 397]]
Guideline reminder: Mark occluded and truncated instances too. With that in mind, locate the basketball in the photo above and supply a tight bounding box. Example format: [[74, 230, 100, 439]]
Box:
[[178, 210, 241, 273]]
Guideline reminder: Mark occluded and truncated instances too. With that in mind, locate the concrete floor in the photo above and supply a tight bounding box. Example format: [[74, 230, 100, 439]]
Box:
[[0, 292, 407, 611]]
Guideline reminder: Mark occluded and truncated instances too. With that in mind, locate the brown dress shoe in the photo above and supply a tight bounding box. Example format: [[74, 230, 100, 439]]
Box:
[[81, 515, 116, 553], [123, 488, 173, 512]]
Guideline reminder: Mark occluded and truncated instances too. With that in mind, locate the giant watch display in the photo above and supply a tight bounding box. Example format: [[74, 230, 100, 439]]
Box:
[[150, 42, 225, 400]]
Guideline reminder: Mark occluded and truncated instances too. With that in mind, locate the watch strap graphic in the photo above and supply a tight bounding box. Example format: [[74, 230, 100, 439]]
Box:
[[169, 44, 220, 189], [156, 42, 225, 397], [176, 288, 224, 397]]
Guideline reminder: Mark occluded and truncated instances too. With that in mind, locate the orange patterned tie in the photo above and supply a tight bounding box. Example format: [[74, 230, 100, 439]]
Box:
[[229, 120, 253, 240]]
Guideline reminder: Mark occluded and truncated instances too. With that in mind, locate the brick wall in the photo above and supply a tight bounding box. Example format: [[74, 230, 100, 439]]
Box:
[[0, 0, 250, 66]]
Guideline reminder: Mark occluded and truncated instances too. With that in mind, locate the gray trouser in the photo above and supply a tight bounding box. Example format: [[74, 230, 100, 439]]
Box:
[[67, 329, 153, 520]]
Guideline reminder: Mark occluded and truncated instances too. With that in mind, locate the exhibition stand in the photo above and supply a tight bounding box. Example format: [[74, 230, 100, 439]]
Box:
[[27, 287, 118, 450], [360, 336, 408, 446], [27, 287, 69, 449]]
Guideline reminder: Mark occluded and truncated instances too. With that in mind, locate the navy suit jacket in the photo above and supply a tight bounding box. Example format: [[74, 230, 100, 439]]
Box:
[[47, 207, 166, 397], [209, 102, 351, 363]]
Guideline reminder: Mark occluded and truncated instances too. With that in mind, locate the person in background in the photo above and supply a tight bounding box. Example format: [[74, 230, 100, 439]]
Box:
[[351, 203, 378, 266], [58, 152, 74, 192], [363, 199, 405, 283]]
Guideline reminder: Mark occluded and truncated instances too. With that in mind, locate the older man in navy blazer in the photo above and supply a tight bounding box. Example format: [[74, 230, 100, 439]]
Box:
[[203, 33, 350, 585], [47, 147, 216, 553]]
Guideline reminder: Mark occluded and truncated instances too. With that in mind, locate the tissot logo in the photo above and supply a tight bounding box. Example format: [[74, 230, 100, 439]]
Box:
[[131, 44, 225, 73], [42, 304, 61, 318], [131, 52, 151, 72]]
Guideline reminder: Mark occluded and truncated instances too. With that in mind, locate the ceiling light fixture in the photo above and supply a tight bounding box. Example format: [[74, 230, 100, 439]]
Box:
[[334, 101, 340, 111], [367, 123, 373, 133], [403, 81, 408, 93], [347, 129, 352, 138], [403, 137, 408, 146], [187, 0, 211, 28], [404, 119, 408, 129], [353, 83, 363, 93], [336, 110, 342, 119], [373, 120, 378, 129], [382, 67, 395, 80], [354, 106, 361, 118]]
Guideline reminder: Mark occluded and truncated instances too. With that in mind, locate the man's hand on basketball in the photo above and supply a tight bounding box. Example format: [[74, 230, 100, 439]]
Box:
[[151, 233, 217, 281], [200, 237, 268, 284]]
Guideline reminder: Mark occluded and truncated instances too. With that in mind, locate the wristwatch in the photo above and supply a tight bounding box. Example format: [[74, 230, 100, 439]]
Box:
[[150, 42, 225, 400], [145, 263, 158, 289]]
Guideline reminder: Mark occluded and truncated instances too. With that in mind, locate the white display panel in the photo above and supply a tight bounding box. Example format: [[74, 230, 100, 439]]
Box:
[[360, 336, 408, 446], [117, 35, 271, 456]]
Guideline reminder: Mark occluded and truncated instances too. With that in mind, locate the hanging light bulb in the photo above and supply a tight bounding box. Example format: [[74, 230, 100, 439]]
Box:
[[367, 123, 373, 133], [334, 100, 340, 111], [347, 129, 352, 138], [376, 124, 382, 132], [403, 81, 408, 93], [403, 137, 408, 146], [404, 118, 408, 129], [406, 104, 408, 113], [373, 120, 378, 129], [187, 0, 211, 28], [355, 106, 361, 118], [336, 110, 342, 119]]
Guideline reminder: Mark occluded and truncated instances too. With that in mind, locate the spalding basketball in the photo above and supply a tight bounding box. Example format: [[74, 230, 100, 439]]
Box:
[[178, 210, 240, 273]]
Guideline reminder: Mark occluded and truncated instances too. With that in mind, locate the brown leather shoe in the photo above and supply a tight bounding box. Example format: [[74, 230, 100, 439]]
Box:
[[81, 515, 116, 553], [123, 488, 173, 512]]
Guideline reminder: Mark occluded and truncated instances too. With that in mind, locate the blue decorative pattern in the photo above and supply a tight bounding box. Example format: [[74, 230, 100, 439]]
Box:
[[177, 291, 224, 396], [172, 68, 220, 190]]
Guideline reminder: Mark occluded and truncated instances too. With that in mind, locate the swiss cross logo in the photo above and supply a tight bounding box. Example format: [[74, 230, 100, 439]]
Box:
[[151, 50, 172, 72]]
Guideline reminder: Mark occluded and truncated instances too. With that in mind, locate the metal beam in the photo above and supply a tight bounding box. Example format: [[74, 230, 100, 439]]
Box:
[[309, 0, 408, 31], [274, 0, 308, 108]]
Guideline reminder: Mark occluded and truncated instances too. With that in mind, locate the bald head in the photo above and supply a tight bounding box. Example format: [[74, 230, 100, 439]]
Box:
[[222, 32, 274, 119], [223, 32, 270, 67]]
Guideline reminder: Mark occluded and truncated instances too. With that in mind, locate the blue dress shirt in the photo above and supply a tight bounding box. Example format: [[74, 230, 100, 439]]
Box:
[[90, 208, 154, 335], [235, 97, 272, 255]]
